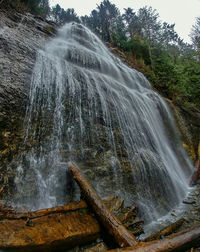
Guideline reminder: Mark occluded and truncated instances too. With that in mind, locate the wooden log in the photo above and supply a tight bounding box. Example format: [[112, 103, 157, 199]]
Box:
[[0, 200, 87, 220], [68, 162, 138, 248], [107, 224, 200, 252], [144, 218, 185, 242], [0, 207, 100, 251], [190, 142, 200, 186]]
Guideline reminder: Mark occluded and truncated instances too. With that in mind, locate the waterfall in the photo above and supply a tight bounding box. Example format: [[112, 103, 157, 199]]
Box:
[[12, 23, 193, 221]]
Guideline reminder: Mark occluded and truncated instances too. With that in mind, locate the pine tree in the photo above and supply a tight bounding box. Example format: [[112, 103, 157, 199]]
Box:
[[190, 17, 200, 52]]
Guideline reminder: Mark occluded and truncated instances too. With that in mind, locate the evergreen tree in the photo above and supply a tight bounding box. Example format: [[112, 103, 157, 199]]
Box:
[[81, 0, 125, 43], [19, 0, 49, 17], [38, 0, 50, 17], [63, 8, 80, 23], [158, 22, 178, 46], [81, 10, 101, 35], [51, 4, 80, 24], [122, 8, 141, 38], [137, 6, 161, 45], [51, 4, 62, 23], [190, 17, 200, 52], [97, 0, 121, 42]]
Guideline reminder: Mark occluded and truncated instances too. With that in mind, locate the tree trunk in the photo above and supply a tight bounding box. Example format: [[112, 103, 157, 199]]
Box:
[[144, 218, 185, 242], [148, 43, 154, 71], [68, 162, 138, 248], [107, 224, 200, 252]]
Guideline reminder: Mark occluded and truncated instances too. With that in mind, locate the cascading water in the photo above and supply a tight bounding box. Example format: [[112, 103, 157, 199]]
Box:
[[12, 22, 193, 222]]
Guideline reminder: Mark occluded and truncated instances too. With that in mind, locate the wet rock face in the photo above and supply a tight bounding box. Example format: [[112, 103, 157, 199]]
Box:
[[0, 10, 57, 194], [0, 11, 55, 110], [167, 100, 200, 162]]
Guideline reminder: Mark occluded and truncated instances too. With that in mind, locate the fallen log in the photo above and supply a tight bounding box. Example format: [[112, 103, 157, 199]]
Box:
[[0, 200, 87, 219], [0, 201, 100, 251], [107, 224, 200, 252], [144, 218, 185, 242], [68, 161, 138, 248]]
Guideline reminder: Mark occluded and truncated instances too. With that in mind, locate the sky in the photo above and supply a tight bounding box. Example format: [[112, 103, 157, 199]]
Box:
[[49, 0, 200, 43]]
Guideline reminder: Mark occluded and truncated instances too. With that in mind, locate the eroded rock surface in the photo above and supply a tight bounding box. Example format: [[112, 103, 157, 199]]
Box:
[[167, 100, 200, 162], [0, 10, 57, 195]]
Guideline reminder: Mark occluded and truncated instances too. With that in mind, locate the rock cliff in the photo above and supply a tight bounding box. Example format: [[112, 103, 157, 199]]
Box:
[[167, 101, 200, 162], [0, 9, 57, 194]]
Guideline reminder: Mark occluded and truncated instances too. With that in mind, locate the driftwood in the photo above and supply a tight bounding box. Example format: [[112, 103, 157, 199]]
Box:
[[0, 200, 100, 251], [0, 200, 87, 219], [144, 218, 185, 242], [190, 142, 200, 185], [107, 224, 200, 252], [68, 161, 138, 248]]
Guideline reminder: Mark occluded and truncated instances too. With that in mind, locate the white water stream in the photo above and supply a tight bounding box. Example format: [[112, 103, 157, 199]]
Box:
[[13, 23, 193, 222]]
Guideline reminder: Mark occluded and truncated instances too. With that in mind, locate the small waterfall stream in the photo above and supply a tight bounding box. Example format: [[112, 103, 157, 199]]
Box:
[[12, 23, 193, 222]]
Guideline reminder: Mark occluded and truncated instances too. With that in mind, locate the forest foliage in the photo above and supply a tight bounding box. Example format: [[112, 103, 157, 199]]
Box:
[[2, 0, 50, 17], [3, 0, 200, 109]]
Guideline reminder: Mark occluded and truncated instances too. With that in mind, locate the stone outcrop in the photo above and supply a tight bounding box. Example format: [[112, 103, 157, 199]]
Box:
[[167, 100, 200, 162], [0, 9, 57, 195]]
